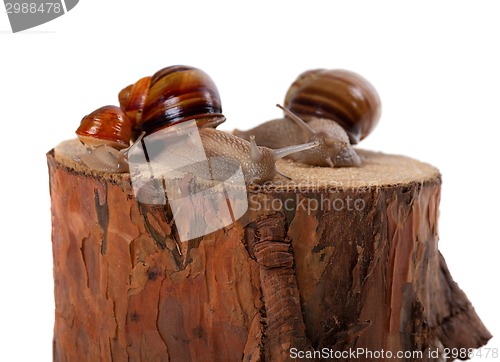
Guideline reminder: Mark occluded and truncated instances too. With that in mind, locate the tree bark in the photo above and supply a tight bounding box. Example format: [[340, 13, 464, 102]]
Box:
[[48, 140, 491, 361]]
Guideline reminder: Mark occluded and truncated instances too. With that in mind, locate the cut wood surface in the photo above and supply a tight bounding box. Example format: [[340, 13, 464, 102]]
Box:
[[48, 139, 491, 361]]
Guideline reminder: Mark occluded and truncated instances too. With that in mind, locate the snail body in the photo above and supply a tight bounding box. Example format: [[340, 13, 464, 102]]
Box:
[[234, 110, 360, 167], [128, 124, 318, 184], [199, 128, 318, 184], [79, 145, 129, 173], [235, 69, 381, 167]]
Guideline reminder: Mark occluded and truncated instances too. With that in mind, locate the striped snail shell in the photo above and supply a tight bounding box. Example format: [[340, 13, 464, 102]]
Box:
[[119, 65, 225, 135], [284, 69, 381, 144], [118, 76, 151, 129], [76, 105, 133, 150]]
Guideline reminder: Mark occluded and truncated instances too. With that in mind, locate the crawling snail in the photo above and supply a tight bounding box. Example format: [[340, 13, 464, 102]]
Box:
[[234, 69, 381, 167], [196, 128, 317, 184], [76, 65, 317, 184], [75, 105, 134, 173]]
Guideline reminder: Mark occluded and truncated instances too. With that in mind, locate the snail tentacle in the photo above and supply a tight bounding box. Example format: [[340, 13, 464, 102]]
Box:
[[271, 141, 319, 160], [277, 104, 315, 139]]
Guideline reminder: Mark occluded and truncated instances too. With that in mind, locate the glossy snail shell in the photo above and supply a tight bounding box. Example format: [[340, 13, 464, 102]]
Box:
[[118, 76, 151, 128], [119, 65, 226, 134], [284, 69, 381, 144], [76, 105, 133, 150]]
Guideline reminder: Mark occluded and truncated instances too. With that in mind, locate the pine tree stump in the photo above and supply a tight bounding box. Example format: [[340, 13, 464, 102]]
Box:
[[48, 140, 491, 361]]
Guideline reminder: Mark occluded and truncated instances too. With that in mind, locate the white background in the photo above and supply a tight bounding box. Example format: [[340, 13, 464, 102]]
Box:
[[1, 1, 499, 360]]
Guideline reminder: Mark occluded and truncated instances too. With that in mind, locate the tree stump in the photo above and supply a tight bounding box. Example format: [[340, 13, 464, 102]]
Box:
[[48, 140, 491, 361]]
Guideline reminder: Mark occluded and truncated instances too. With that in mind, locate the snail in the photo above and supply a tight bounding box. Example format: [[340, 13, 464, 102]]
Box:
[[234, 69, 381, 167], [75, 105, 134, 173], [76, 65, 318, 183]]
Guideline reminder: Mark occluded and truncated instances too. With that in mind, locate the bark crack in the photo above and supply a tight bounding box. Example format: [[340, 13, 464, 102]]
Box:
[[94, 186, 109, 255], [246, 212, 312, 361], [156, 272, 170, 359], [80, 236, 90, 289]]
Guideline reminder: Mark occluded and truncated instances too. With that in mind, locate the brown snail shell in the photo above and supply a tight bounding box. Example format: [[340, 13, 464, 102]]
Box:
[[76, 105, 133, 150], [119, 65, 226, 134], [118, 76, 151, 129], [284, 69, 381, 144]]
